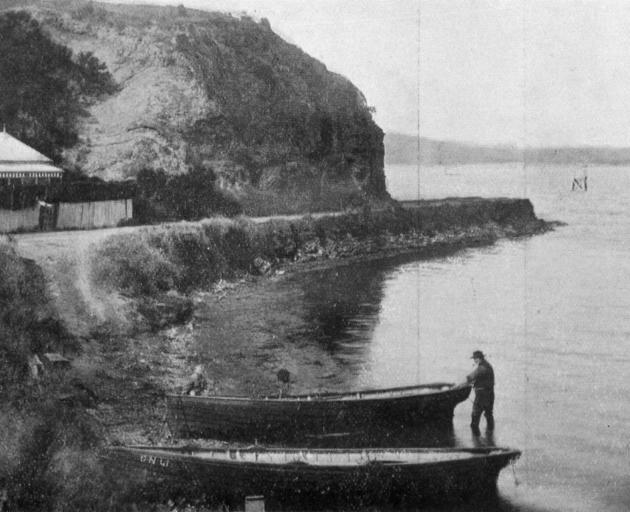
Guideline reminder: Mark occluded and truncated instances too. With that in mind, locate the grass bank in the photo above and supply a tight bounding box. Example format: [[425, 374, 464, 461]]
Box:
[[0, 239, 116, 512], [90, 197, 551, 299]]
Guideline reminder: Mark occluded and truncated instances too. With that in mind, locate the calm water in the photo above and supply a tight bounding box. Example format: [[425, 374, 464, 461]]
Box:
[[383, 163, 630, 511], [195, 163, 630, 511]]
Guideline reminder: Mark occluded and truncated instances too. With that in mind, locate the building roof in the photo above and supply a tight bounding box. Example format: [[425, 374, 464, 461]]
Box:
[[0, 164, 64, 178], [0, 128, 63, 178], [0, 130, 52, 163]]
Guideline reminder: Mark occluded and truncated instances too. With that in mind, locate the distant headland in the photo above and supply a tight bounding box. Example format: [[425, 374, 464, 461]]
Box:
[[385, 132, 630, 166]]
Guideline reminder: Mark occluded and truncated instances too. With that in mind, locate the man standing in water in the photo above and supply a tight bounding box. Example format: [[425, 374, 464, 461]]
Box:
[[463, 350, 495, 435]]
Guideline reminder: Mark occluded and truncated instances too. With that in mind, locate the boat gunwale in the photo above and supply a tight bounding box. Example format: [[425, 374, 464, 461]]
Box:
[[122, 444, 517, 454], [107, 445, 521, 470], [166, 382, 470, 403]]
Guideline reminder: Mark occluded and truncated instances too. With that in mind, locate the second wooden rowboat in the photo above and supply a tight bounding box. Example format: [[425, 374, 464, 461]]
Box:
[[103, 444, 520, 508]]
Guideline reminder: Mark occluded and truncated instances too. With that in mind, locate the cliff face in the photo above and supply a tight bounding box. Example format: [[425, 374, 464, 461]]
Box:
[[11, 0, 386, 206]]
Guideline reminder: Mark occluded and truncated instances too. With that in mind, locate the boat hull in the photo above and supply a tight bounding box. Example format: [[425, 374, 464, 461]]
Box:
[[166, 383, 471, 445], [103, 445, 519, 509]]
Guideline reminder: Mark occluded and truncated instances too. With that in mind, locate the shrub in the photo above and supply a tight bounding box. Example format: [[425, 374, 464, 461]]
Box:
[[90, 219, 256, 295], [245, 219, 300, 262], [160, 227, 228, 291], [218, 222, 255, 270], [0, 243, 48, 307], [135, 167, 243, 224], [0, 242, 69, 394], [90, 233, 177, 295], [4, 403, 108, 512]]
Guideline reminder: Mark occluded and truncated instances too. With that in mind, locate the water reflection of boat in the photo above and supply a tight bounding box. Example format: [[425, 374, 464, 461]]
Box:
[[166, 383, 471, 445], [104, 444, 520, 508]]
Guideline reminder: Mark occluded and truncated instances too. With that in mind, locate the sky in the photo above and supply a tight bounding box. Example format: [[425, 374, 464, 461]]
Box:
[[103, 0, 630, 147]]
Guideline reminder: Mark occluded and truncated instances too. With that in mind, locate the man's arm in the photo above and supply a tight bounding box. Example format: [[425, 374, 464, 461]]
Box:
[[456, 365, 485, 388]]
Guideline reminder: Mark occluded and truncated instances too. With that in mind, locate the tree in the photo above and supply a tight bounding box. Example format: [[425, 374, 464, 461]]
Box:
[[74, 51, 118, 98], [0, 11, 116, 161]]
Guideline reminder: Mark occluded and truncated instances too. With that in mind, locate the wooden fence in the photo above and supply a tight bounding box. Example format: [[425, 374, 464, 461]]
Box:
[[0, 206, 40, 232], [0, 199, 133, 232], [55, 199, 133, 230]]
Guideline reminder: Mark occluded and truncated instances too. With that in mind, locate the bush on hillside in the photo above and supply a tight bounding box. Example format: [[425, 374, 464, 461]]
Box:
[[164, 167, 242, 220], [211, 221, 254, 270], [0, 244, 47, 307], [246, 219, 305, 262], [91, 220, 253, 295], [0, 243, 52, 390], [135, 167, 242, 223], [3, 403, 109, 512], [154, 228, 229, 291], [91, 233, 177, 295], [0, 240, 79, 393]]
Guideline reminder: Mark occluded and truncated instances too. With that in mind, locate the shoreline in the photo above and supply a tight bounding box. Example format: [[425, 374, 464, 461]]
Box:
[[85, 202, 556, 445], [276, 219, 556, 276]]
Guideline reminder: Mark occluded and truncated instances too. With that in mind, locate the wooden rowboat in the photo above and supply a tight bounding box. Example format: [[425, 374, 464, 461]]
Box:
[[166, 383, 471, 445], [103, 444, 520, 508]]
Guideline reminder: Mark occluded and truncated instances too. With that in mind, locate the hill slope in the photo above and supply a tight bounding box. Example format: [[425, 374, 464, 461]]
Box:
[[4, 0, 386, 211]]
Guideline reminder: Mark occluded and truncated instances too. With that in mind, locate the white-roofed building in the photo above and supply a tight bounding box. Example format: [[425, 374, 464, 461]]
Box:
[[0, 127, 132, 232], [0, 127, 63, 181], [0, 127, 63, 231]]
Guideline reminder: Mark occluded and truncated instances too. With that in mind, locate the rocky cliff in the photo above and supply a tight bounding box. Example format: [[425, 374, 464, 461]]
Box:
[[4, 0, 386, 210]]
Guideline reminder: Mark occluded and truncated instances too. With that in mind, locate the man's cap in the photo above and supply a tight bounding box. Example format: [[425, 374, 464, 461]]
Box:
[[471, 350, 485, 359]]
